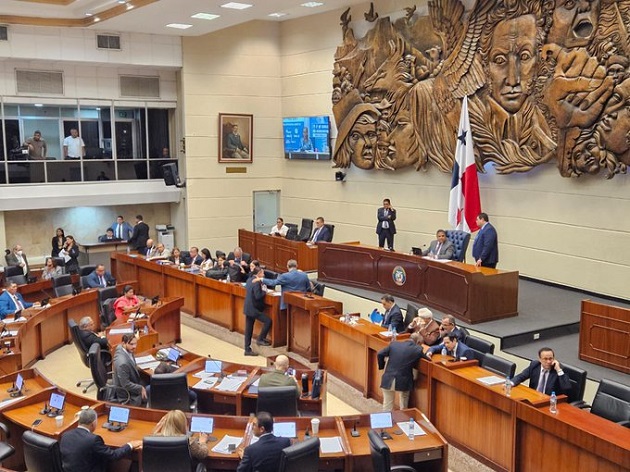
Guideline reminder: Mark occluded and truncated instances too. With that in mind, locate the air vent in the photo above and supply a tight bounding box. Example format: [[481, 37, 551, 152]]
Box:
[[97, 34, 121, 50], [0, 26, 8, 41], [15, 69, 64, 95], [120, 75, 160, 98]]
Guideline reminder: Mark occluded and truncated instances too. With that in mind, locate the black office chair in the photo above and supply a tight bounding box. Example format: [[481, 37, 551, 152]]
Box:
[[98, 286, 119, 327], [68, 319, 95, 393], [583, 379, 630, 426], [445, 229, 471, 262], [311, 282, 325, 297], [0, 422, 15, 463], [6, 274, 27, 285], [141, 436, 199, 472], [149, 373, 194, 411], [297, 218, 313, 242], [80, 275, 91, 289], [404, 303, 419, 329], [323, 224, 335, 242], [51, 257, 66, 273], [279, 436, 320, 472], [562, 363, 587, 404], [4, 266, 23, 278], [52, 274, 73, 297], [368, 429, 416, 472], [22, 430, 64, 472], [79, 265, 97, 276], [481, 354, 516, 378], [285, 223, 299, 241], [87, 343, 122, 403], [464, 335, 495, 355], [256, 386, 298, 417]]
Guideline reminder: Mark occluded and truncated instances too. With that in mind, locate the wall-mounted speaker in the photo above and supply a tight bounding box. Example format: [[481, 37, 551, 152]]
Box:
[[162, 163, 180, 187]]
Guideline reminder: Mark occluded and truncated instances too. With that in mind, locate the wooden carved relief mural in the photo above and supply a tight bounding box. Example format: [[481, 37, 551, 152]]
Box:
[[332, 0, 630, 178]]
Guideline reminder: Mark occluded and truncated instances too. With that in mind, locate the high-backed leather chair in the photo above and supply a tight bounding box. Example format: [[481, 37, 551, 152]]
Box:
[[279, 436, 320, 472], [404, 303, 419, 329], [0, 422, 15, 463], [68, 319, 94, 392], [323, 224, 334, 242], [87, 343, 122, 403], [4, 266, 23, 278], [297, 218, 313, 242], [6, 274, 27, 285], [149, 373, 194, 411], [98, 286, 119, 327], [141, 436, 196, 472], [312, 282, 325, 297], [21, 430, 64, 472], [445, 229, 471, 262], [256, 386, 298, 417], [481, 353, 516, 378], [588, 379, 630, 426], [562, 363, 587, 404], [464, 335, 495, 355], [368, 429, 416, 472], [285, 223, 299, 241], [52, 274, 73, 297], [79, 264, 97, 276]]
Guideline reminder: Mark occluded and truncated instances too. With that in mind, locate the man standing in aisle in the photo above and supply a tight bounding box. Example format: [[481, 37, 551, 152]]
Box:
[[243, 267, 271, 356], [130, 214, 149, 255], [262, 259, 311, 310], [110, 215, 133, 241], [376, 198, 397, 251], [6, 244, 29, 276], [472, 212, 498, 268], [63, 128, 85, 159]]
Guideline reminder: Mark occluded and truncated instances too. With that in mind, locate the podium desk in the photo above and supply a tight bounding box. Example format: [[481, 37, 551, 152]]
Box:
[[285, 292, 343, 362], [318, 242, 519, 324], [339, 409, 447, 472], [79, 241, 129, 267], [238, 229, 319, 272], [579, 300, 630, 374]]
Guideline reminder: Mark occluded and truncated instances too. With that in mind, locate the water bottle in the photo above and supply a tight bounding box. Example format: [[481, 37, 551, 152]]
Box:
[[226, 274, 231, 283], [441, 346, 447, 356], [505, 376, 512, 397], [391, 325, 397, 342], [126, 245, 130, 254], [408, 418, 414, 441], [550, 391, 557, 414], [143, 325, 149, 336]]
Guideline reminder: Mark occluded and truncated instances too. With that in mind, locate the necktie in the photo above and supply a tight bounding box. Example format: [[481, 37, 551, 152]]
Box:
[[100, 276, 106, 287], [435, 243, 441, 255], [117, 224, 122, 239], [313, 228, 321, 242], [537, 370, 549, 393], [13, 295, 24, 312]]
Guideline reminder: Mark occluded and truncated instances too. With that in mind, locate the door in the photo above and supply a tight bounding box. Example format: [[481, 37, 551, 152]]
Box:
[[253, 190, 280, 233]]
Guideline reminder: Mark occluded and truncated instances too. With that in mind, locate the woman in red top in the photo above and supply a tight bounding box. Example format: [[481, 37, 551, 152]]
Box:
[[113, 285, 140, 320]]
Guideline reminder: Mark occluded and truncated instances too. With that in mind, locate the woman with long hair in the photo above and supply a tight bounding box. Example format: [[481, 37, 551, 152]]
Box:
[[152, 410, 208, 461]]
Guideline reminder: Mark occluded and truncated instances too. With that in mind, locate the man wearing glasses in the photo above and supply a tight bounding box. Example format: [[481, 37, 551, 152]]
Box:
[[438, 315, 466, 342]]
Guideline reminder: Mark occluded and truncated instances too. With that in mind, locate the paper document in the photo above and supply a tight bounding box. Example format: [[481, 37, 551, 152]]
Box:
[[192, 370, 215, 379], [266, 291, 281, 297], [214, 377, 246, 392], [13, 317, 27, 323], [477, 375, 506, 386], [211, 435, 242, 455], [134, 355, 155, 364], [192, 377, 219, 390], [138, 361, 161, 371], [379, 331, 394, 337], [396, 421, 426, 438], [320, 437, 343, 454], [109, 328, 133, 335]]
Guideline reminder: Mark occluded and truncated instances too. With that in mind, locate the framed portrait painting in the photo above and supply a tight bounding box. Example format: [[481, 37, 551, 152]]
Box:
[[218, 113, 253, 163]]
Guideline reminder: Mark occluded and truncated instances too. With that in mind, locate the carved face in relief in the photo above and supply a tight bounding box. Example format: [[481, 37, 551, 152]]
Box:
[[598, 79, 630, 162], [384, 110, 418, 168], [547, 0, 600, 48], [348, 114, 378, 169], [488, 15, 538, 115]]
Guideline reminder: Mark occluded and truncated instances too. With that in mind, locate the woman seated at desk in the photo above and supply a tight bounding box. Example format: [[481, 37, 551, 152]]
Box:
[[41, 257, 63, 281], [152, 410, 208, 461], [168, 247, 186, 266], [194, 248, 214, 273], [407, 308, 440, 346], [113, 285, 140, 320]]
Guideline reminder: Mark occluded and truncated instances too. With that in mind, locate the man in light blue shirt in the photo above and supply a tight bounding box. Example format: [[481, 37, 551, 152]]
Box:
[[262, 259, 312, 309]]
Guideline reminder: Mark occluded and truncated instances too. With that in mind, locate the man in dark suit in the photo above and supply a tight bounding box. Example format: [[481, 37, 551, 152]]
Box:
[[85, 264, 116, 289], [472, 212, 499, 268], [60, 408, 140, 472], [237, 411, 290, 472], [98, 228, 121, 242], [423, 229, 455, 259], [228, 247, 251, 282], [78, 316, 109, 351], [377, 332, 426, 411], [427, 333, 475, 360], [376, 198, 397, 251], [243, 267, 272, 356], [262, 259, 312, 309], [437, 314, 467, 342], [0, 282, 34, 319], [5, 244, 29, 275], [129, 214, 149, 254], [511, 347, 571, 395], [112, 334, 146, 405], [109, 215, 133, 240], [380, 294, 404, 333], [307, 217, 331, 244]]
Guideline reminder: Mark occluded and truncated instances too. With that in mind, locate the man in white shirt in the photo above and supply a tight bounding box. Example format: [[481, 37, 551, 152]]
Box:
[[63, 128, 85, 159]]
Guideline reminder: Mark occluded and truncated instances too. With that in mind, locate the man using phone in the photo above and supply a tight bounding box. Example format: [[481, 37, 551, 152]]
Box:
[[511, 347, 571, 395], [258, 354, 301, 397]]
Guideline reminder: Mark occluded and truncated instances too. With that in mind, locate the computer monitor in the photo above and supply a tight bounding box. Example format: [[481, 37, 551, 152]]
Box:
[[205, 360, 222, 374], [15, 373, 23, 392], [49, 392, 65, 411], [167, 348, 181, 363], [370, 412, 393, 429], [109, 406, 130, 425], [190, 416, 214, 434], [273, 422, 297, 438]]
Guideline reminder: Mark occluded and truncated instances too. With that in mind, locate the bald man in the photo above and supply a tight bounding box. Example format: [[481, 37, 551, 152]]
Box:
[[258, 354, 301, 397]]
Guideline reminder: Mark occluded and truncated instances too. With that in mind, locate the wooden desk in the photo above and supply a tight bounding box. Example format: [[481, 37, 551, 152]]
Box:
[[238, 229, 319, 272], [318, 242, 519, 324], [0, 369, 54, 405], [17, 275, 79, 303], [579, 300, 630, 374], [80, 241, 129, 267], [285, 292, 342, 362]]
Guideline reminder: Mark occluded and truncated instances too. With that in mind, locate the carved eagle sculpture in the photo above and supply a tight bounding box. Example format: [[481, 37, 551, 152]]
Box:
[[364, 2, 379, 22]]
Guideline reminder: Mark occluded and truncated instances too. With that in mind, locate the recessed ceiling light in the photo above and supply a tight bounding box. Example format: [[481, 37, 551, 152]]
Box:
[[268, 12, 287, 18], [93, 17, 101, 22], [221, 2, 253, 10], [191, 13, 220, 21], [301, 2, 324, 7], [85, 12, 93, 17], [166, 23, 193, 30], [34, 104, 43, 107]]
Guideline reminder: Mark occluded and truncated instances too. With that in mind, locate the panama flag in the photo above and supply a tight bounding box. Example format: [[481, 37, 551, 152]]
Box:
[[448, 96, 481, 233]]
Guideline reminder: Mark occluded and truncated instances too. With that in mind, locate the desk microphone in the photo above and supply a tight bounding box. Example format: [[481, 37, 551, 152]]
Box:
[[40, 403, 50, 415], [6, 382, 16, 393], [351, 421, 360, 437]]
